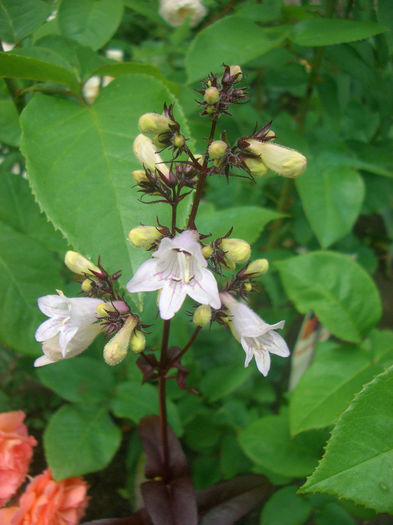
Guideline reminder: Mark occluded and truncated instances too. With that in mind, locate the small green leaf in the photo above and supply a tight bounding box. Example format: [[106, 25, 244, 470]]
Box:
[[292, 19, 387, 47], [186, 16, 289, 83], [0, 0, 50, 43], [301, 365, 393, 514], [44, 403, 121, 480], [276, 252, 382, 343], [200, 364, 253, 402], [57, 0, 123, 50], [260, 486, 312, 525], [0, 95, 20, 146]]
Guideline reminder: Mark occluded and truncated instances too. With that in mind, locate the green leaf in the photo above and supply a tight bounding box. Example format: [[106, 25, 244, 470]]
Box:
[[276, 252, 382, 343], [0, 96, 20, 146], [0, 52, 80, 92], [290, 336, 393, 435], [20, 74, 192, 293], [37, 357, 115, 404], [44, 403, 121, 480], [238, 411, 325, 478], [314, 503, 356, 525], [111, 381, 183, 436], [301, 365, 393, 514], [186, 16, 289, 83], [0, 0, 50, 43], [291, 19, 388, 47], [196, 203, 283, 244], [260, 486, 312, 525], [348, 140, 393, 178], [200, 364, 253, 402], [296, 156, 364, 247], [57, 0, 123, 50]]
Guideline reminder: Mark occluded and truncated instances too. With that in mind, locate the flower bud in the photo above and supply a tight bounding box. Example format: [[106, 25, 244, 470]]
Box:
[[96, 303, 116, 317], [244, 282, 252, 292], [220, 238, 251, 265], [138, 113, 174, 135], [242, 258, 269, 277], [128, 226, 163, 249], [245, 139, 307, 178], [193, 304, 211, 326], [173, 133, 185, 147], [103, 315, 138, 366], [132, 169, 148, 184], [81, 279, 93, 292], [204, 87, 220, 105], [202, 244, 213, 258], [208, 140, 228, 160], [133, 134, 170, 179], [129, 330, 146, 353], [229, 65, 242, 81], [244, 157, 268, 177], [191, 153, 204, 165], [64, 251, 99, 275]]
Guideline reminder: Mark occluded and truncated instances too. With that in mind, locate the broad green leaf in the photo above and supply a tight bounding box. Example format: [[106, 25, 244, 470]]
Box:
[[196, 203, 283, 244], [291, 19, 387, 47], [238, 411, 325, 478], [0, 0, 50, 43], [260, 486, 312, 525], [37, 357, 115, 404], [44, 403, 121, 480], [296, 157, 364, 247], [301, 365, 393, 514], [290, 336, 393, 435], [0, 96, 20, 146], [57, 0, 123, 50], [200, 364, 253, 402], [111, 381, 183, 436], [315, 503, 356, 525], [0, 52, 80, 92], [276, 252, 382, 343], [20, 74, 192, 293], [186, 16, 289, 83], [348, 140, 393, 178]]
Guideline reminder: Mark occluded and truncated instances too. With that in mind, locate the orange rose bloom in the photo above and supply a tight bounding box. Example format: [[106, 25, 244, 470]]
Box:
[[10, 469, 89, 525], [0, 411, 37, 507]]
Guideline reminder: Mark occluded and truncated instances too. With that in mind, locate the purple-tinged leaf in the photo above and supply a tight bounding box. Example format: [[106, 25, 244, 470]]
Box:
[[197, 474, 272, 525], [81, 509, 152, 525]]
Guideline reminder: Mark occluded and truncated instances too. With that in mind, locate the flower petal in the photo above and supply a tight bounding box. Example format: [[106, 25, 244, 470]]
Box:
[[35, 318, 61, 342], [34, 355, 56, 367], [68, 297, 103, 325], [261, 330, 290, 357], [253, 349, 271, 376], [159, 282, 187, 319], [187, 268, 221, 309], [59, 325, 79, 356], [126, 259, 163, 293], [37, 294, 68, 318]]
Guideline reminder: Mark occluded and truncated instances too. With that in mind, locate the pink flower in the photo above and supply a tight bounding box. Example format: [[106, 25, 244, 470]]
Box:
[[8, 469, 89, 525], [127, 230, 221, 319], [0, 411, 36, 507], [221, 292, 290, 376]]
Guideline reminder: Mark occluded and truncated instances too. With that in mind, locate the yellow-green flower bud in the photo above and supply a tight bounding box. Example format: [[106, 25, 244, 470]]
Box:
[[96, 303, 116, 317], [229, 65, 242, 81], [245, 139, 307, 178], [191, 154, 204, 165], [205, 105, 215, 115], [208, 140, 228, 160], [173, 133, 185, 147], [103, 316, 138, 366], [193, 304, 211, 326], [128, 226, 163, 249], [220, 238, 251, 264], [132, 169, 148, 184], [81, 279, 93, 292], [138, 112, 174, 135], [129, 330, 146, 353], [243, 258, 269, 277], [64, 251, 99, 275], [244, 282, 252, 292], [204, 87, 220, 105], [244, 157, 268, 177], [202, 244, 213, 258]]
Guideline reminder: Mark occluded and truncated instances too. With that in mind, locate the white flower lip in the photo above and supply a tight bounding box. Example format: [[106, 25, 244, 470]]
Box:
[[221, 292, 289, 376], [127, 230, 221, 320]]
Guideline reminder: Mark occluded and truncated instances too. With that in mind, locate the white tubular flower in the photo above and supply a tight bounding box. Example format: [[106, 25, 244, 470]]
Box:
[[159, 0, 207, 28], [133, 134, 170, 179], [34, 292, 103, 367], [127, 230, 221, 320], [221, 292, 290, 376], [245, 139, 307, 178]]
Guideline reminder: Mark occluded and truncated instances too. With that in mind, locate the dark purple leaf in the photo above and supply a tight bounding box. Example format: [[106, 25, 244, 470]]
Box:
[[81, 509, 152, 525], [197, 474, 273, 525]]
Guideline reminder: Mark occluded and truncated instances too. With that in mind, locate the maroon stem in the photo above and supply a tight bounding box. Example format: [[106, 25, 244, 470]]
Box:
[[158, 319, 171, 481]]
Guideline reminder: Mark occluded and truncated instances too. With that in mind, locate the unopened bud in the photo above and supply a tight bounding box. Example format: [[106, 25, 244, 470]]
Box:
[[244, 157, 268, 177], [245, 139, 307, 178], [205, 105, 215, 115], [96, 303, 116, 317], [81, 279, 93, 292], [132, 169, 148, 184], [229, 65, 242, 81], [191, 154, 204, 165], [173, 133, 185, 147], [64, 251, 99, 275], [138, 113, 173, 135], [193, 304, 211, 326], [204, 87, 220, 104], [244, 282, 252, 292], [133, 134, 170, 179], [242, 258, 269, 277], [202, 244, 213, 258], [129, 330, 146, 353], [103, 316, 138, 366], [128, 226, 163, 249], [208, 140, 228, 160], [220, 238, 251, 265]]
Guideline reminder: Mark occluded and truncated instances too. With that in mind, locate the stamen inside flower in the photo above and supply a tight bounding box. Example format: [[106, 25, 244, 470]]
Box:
[[176, 250, 194, 284]]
